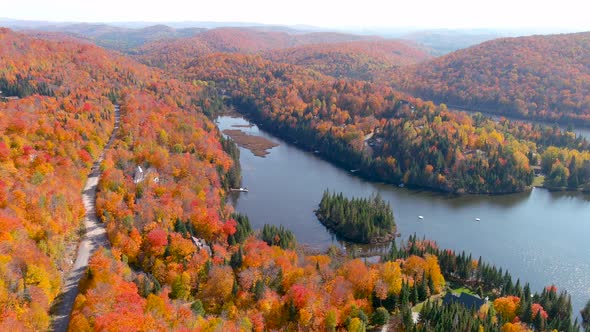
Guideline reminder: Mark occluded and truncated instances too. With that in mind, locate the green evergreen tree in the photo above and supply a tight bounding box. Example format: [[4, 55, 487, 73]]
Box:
[[253, 280, 265, 301], [371, 307, 390, 326], [316, 190, 396, 243], [230, 246, 244, 270], [261, 224, 296, 249], [582, 299, 590, 329], [402, 305, 414, 330], [191, 300, 205, 317]]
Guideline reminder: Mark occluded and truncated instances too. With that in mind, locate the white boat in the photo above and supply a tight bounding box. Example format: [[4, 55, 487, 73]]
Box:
[[475, 218, 481, 221], [418, 216, 424, 220], [230, 187, 249, 192]]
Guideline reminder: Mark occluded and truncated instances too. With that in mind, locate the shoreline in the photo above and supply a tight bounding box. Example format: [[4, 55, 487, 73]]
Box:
[[227, 103, 535, 196], [221, 108, 590, 199], [314, 210, 397, 245]]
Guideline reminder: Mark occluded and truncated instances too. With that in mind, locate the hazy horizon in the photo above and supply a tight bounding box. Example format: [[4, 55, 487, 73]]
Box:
[[3, 0, 590, 32], [1, 18, 586, 39]]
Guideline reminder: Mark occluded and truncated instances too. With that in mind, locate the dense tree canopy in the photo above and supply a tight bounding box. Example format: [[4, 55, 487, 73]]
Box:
[[1, 25, 589, 331], [392, 32, 590, 124], [182, 53, 590, 193], [0, 27, 227, 330], [390, 235, 580, 331], [317, 190, 396, 243], [264, 40, 431, 81], [0, 28, 156, 330], [134, 27, 380, 71]]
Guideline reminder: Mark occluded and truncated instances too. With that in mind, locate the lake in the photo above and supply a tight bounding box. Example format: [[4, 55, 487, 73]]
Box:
[[216, 114, 590, 317]]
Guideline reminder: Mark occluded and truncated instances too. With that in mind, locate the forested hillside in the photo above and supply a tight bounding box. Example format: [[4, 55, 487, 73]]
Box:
[[392, 32, 590, 124], [25, 23, 206, 51], [2, 23, 590, 331], [66, 87, 451, 330], [183, 53, 590, 193], [133, 27, 381, 70], [0, 28, 136, 329], [0, 27, 446, 331], [264, 40, 432, 81], [0, 27, 223, 330]]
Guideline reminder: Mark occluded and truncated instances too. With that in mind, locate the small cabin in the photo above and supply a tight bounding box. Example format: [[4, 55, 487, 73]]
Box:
[[191, 236, 212, 256], [464, 149, 487, 158], [133, 166, 144, 184], [134, 166, 160, 184]]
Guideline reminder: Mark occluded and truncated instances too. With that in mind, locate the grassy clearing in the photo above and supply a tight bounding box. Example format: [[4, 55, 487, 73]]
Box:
[[413, 300, 426, 313], [412, 293, 443, 313], [533, 175, 545, 187], [452, 286, 475, 295]]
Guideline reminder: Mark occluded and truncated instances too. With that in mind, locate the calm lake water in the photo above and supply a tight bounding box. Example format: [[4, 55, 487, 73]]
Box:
[[216, 115, 590, 316]]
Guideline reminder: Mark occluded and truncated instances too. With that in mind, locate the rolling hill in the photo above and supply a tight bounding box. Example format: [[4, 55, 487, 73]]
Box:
[[0, 24, 587, 332], [392, 32, 590, 124], [264, 40, 432, 81], [134, 27, 380, 69], [0, 27, 228, 330], [22, 23, 206, 51]]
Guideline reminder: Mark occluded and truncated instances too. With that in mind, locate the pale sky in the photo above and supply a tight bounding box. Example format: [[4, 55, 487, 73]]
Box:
[[3, 0, 590, 30]]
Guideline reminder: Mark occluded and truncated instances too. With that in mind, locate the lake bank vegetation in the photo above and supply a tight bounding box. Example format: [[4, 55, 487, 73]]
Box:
[[182, 53, 590, 195], [388, 235, 582, 331]]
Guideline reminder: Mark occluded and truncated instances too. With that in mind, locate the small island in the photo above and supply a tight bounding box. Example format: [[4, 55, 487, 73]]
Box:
[[222, 129, 279, 157], [315, 190, 396, 244]]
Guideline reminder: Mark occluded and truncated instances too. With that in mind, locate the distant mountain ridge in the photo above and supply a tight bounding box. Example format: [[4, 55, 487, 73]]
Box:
[[133, 27, 385, 69], [7, 17, 587, 59], [17, 23, 206, 51], [398, 30, 503, 55], [263, 40, 432, 81], [392, 31, 590, 124]]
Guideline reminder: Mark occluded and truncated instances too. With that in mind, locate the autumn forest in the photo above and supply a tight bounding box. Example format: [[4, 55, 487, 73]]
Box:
[[0, 17, 590, 332]]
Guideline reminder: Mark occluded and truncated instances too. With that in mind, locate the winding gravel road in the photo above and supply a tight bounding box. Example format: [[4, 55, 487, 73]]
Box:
[[50, 105, 119, 331]]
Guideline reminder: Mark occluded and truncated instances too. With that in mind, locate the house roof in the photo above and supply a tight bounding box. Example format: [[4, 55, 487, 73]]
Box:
[[443, 292, 485, 310]]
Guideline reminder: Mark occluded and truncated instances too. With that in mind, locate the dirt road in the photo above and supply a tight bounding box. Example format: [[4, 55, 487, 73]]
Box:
[[50, 105, 119, 331]]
